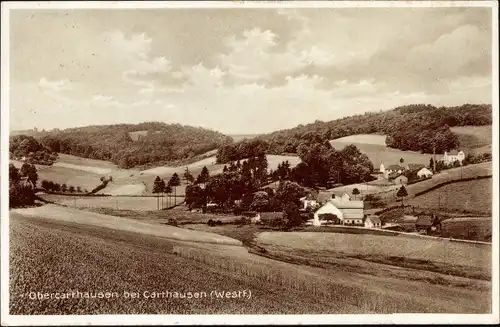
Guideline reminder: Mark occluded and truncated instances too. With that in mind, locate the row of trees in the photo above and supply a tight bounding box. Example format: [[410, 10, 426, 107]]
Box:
[[38, 122, 231, 169], [40, 180, 86, 194], [152, 173, 181, 210], [215, 104, 491, 163]]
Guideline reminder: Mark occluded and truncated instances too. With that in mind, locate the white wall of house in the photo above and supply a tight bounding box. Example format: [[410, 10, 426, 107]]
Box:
[[313, 202, 343, 226], [443, 151, 465, 164], [364, 217, 381, 228], [417, 167, 433, 178]]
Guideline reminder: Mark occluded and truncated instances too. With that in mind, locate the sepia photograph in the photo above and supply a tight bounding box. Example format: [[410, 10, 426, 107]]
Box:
[[1, 1, 499, 325]]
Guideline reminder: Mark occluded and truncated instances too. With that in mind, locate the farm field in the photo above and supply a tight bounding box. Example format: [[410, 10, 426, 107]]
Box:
[[255, 232, 491, 281], [441, 217, 492, 242], [330, 134, 435, 167], [56, 153, 118, 169], [450, 125, 492, 151], [10, 206, 491, 314], [408, 178, 492, 213], [39, 194, 186, 211], [36, 166, 104, 192], [11, 205, 235, 245]]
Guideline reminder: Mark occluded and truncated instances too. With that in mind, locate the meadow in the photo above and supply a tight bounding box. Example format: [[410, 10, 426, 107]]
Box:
[[441, 217, 492, 242], [10, 204, 492, 314], [408, 178, 492, 213], [40, 194, 186, 211], [330, 134, 434, 167], [450, 125, 492, 151], [255, 232, 491, 281]]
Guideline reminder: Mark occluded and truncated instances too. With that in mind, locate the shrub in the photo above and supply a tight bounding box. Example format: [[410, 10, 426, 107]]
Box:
[[167, 218, 178, 227]]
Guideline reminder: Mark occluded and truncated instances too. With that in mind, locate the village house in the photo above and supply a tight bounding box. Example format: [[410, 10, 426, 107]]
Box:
[[313, 193, 364, 226], [407, 163, 425, 172], [417, 167, 433, 178], [364, 215, 382, 228], [386, 164, 405, 175], [300, 191, 319, 210], [443, 150, 465, 165], [415, 215, 441, 235], [388, 173, 408, 185]]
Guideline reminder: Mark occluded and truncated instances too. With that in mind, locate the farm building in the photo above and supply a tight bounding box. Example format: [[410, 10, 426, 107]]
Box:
[[443, 150, 465, 165], [364, 215, 382, 228], [417, 167, 433, 178], [313, 193, 364, 226], [415, 215, 441, 235], [408, 163, 425, 172], [241, 211, 261, 224], [386, 164, 405, 175], [388, 173, 408, 185], [300, 191, 319, 210]]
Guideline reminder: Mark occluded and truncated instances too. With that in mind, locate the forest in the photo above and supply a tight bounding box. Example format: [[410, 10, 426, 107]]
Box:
[[216, 104, 491, 163], [35, 122, 231, 169]]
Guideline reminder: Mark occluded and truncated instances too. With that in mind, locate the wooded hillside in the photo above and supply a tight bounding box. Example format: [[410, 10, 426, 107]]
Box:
[[216, 104, 491, 163], [36, 122, 231, 169]]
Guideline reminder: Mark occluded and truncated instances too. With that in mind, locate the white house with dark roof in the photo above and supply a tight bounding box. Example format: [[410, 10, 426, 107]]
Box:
[[364, 215, 382, 228], [312, 193, 364, 226], [443, 150, 465, 165]]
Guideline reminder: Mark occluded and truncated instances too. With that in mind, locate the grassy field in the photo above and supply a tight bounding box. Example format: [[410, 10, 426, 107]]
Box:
[[36, 166, 104, 192], [255, 232, 491, 281], [450, 125, 492, 151], [441, 217, 492, 242], [408, 178, 492, 213], [39, 194, 186, 211], [9, 205, 492, 314], [10, 215, 358, 314], [330, 134, 434, 167]]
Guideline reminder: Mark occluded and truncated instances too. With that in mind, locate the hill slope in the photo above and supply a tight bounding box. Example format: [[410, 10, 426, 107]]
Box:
[[34, 122, 232, 169], [216, 103, 491, 163]]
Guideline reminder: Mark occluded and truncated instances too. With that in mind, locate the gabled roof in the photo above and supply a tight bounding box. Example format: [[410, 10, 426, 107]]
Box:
[[408, 163, 425, 171], [447, 150, 463, 156], [330, 199, 364, 209], [388, 172, 407, 180], [387, 164, 404, 171], [415, 216, 433, 226], [366, 216, 381, 224]]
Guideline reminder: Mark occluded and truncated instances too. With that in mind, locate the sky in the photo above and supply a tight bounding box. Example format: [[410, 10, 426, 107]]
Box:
[[9, 6, 493, 134]]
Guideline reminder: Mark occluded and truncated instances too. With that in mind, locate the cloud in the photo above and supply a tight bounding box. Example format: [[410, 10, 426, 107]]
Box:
[[38, 77, 72, 93]]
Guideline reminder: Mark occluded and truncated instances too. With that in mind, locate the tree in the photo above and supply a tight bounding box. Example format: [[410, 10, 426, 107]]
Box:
[[54, 183, 61, 192], [283, 201, 302, 228], [159, 178, 166, 209], [61, 184, 68, 193], [152, 176, 163, 210], [397, 185, 408, 206], [183, 168, 195, 185], [41, 180, 50, 191], [76, 186, 82, 193], [429, 157, 434, 170], [68, 185, 75, 193], [196, 166, 210, 185], [169, 173, 181, 206], [274, 181, 305, 210], [9, 164, 20, 184], [352, 188, 360, 200], [250, 191, 269, 212], [399, 157, 404, 165], [185, 184, 206, 209], [26, 165, 38, 189]]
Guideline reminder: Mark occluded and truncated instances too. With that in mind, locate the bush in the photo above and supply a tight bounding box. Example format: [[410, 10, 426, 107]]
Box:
[[167, 218, 178, 226], [9, 183, 36, 208]]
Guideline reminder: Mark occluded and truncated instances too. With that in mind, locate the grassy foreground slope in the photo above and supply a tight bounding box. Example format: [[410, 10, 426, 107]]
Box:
[[10, 204, 492, 314]]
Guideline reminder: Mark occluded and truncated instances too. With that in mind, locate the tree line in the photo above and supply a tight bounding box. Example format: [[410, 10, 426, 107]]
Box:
[[216, 104, 491, 163], [9, 135, 57, 165]]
